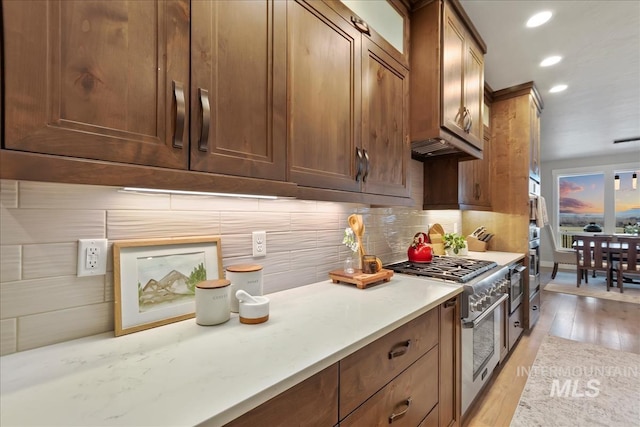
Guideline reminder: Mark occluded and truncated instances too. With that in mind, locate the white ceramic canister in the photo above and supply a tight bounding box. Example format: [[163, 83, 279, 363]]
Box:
[[195, 279, 231, 326], [226, 264, 263, 313]]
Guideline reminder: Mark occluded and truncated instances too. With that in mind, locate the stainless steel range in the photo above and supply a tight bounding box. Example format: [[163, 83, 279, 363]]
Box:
[[386, 256, 509, 415]]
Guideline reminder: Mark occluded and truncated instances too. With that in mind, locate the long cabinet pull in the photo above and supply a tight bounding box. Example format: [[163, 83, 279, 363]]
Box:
[[172, 81, 186, 149], [388, 339, 411, 359], [355, 147, 363, 182], [198, 88, 211, 152], [389, 398, 412, 423], [350, 16, 370, 35], [466, 108, 473, 133], [462, 107, 472, 133], [362, 149, 370, 183]]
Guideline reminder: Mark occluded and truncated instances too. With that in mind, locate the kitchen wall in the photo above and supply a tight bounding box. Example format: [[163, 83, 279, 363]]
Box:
[[0, 161, 462, 355]]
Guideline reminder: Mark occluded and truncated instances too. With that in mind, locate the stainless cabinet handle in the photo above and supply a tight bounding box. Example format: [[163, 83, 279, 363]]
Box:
[[388, 339, 411, 359], [389, 398, 411, 423], [462, 107, 472, 133], [532, 305, 538, 311], [355, 147, 363, 182], [172, 81, 186, 148], [467, 108, 474, 132], [198, 88, 210, 152], [514, 321, 520, 327], [362, 149, 370, 183], [350, 16, 370, 35]]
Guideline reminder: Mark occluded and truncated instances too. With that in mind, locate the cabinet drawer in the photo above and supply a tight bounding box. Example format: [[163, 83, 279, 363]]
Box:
[[529, 290, 541, 329], [339, 307, 439, 419], [224, 363, 338, 427], [340, 346, 439, 427], [419, 404, 439, 427], [508, 305, 524, 351]]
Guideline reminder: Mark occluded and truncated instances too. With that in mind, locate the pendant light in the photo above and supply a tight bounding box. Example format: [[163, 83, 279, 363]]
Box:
[[614, 175, 620, 190]]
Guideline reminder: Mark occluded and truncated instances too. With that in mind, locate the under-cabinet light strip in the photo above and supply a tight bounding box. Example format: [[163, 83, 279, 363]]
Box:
[[121, 187, 279, 200]]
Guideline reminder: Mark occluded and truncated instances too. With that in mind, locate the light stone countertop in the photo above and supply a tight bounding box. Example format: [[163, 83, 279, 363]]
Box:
[[0, 250, 523, 427]]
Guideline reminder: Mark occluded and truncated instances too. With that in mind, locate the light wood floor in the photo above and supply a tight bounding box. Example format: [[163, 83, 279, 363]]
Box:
[[462, 267, 640, 427]]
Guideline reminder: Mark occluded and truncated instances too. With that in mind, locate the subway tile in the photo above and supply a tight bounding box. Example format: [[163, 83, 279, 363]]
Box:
[[107, 210, 221, 240], [291, 212, 340, 231], [105, 272, 114, 302], [170, 194, 260, 211], [0, 245, 21, 282], [17, 303, 113, 352], [291, 248, 338, 271], [317, 229, 346, 248], [22, 243, 77, 280], [223, 252, 290, 276], [219, 234, 252, 258], [0, 180, 18, 208], [219, 212, 290, 234], [0, 209, 105, 245], [258, 198, 317, 212], [0, 318, 17, 356], [19, 181, 170, 210], [268, 231, 318, 253], [316, 201, 363, 213], [0, 275, 105, 318], [263, 266, 317, 294]]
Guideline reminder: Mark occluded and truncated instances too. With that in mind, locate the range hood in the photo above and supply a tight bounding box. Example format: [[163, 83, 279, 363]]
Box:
[[411, 132, 483, 161]]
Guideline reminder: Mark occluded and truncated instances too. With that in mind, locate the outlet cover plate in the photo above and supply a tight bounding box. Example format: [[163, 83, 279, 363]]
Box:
[[77, 238, 108, 276], [252, 231, 267, 257]]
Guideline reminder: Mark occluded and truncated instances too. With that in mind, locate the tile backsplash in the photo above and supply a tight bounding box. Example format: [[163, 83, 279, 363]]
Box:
[[0, 163, 462, 355]]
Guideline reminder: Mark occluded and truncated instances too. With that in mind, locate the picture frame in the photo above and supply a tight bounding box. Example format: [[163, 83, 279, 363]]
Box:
[[113, 236, 223, 336]]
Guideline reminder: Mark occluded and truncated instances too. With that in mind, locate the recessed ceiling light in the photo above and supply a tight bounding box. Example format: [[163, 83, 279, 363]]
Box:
[[527, 11, 552, 28], [549, 84, 568, 93], [540, 56, 562, 67]]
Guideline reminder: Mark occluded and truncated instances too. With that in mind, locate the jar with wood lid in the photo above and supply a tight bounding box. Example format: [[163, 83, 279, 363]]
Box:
[[226, 264, 263, 313], [195, 279, 231, 326]]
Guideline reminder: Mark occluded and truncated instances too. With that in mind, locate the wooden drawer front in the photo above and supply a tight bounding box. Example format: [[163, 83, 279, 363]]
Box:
[[339, 308, 439, 419], [224, 363, 338, 427], [419, 404, 439, 427], [508, 305, 524, 351], [340, 346, 439, 427]]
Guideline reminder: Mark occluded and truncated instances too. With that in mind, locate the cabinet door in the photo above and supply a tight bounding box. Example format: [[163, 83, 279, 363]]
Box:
[[225, 363, 339, 427], [287, 0, 362, 192], [3, 0, 189, 169], [529, 98, 541, 180], [361, 38, 410, 198], [464, 38, 484, 149], [190, 0, 286, 181], [439, 296, 460, 427], [441, 3, 465, 139]]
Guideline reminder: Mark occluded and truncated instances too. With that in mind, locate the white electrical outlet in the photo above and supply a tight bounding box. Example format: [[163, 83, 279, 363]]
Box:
[[77, 239, 108, 276], [252, 231, 267, 257]]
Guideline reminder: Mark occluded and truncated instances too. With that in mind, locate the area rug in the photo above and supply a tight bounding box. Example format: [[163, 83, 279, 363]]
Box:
[[510, 335, 640, 427], [543, 272, 640, 304]]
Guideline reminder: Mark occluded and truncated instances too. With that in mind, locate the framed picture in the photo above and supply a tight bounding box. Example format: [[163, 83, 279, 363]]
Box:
[[113, 236, 223, 336]]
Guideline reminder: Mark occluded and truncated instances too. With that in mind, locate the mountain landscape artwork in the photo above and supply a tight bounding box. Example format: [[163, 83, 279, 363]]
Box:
[[136, 252, 207, 312]]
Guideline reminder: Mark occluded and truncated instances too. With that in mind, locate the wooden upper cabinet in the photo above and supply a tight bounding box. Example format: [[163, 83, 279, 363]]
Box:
[[442, 1, 484, 150], [3, 0, 190, 169], [410, 0, 486, 159], [287, 0, 362, 193], [529, 98, 541, 181], [361, 38, 410, 198], [190, 0, 286, 181]]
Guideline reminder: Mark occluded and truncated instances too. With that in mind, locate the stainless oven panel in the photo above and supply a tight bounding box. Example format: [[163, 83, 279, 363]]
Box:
[[529, 289, 541, 328], [508, 265, 526, 314], [462, 294, 506, 415]]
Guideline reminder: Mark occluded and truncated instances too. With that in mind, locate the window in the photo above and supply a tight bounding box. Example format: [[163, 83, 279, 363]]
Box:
[[615, 170, 639, 233], [558, 174, 605, 243]]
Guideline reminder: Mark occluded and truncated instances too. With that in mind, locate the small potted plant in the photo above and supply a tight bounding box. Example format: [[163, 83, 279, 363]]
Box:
[[442, 232, 468, 256]]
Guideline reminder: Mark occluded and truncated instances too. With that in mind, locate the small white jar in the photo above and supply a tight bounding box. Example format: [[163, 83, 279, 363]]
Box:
[[226, 264, 263, 313], [195, 279, 231, 326]]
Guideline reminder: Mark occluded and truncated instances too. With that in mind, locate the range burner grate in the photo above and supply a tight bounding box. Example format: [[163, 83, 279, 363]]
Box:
[[385, 256, 497, 283]]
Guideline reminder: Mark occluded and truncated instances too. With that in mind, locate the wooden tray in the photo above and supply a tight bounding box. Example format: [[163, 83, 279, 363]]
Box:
[[329, 268, 394, 289]]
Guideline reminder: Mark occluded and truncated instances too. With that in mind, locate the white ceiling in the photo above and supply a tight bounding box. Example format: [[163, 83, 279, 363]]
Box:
[[459, 0, 640, 163]]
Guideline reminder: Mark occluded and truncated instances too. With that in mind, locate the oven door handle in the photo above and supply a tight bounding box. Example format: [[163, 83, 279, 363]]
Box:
[[462, 294, 508, 329]]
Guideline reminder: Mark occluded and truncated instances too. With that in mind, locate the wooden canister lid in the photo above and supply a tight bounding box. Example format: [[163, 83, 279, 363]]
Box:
[[196, 279, 231, 289], [226, 264, 263, 273]]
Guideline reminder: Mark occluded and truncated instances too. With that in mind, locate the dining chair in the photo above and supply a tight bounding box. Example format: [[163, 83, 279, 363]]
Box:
[[613, 236, 640, 293], [545, 225, 576, 279], [575, 235, 613, 290]]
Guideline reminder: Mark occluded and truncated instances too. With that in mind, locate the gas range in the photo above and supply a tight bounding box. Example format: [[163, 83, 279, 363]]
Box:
[[385, 256, 509, 321], [385, 256, 497, 283]]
